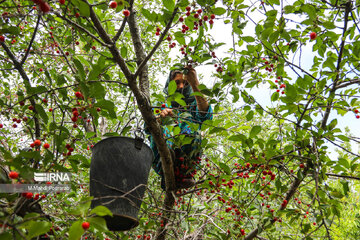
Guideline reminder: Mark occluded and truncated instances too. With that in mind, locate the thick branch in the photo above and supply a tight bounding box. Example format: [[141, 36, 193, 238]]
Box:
[[0, 42, 41, 139], [127, 8, 150, 99]]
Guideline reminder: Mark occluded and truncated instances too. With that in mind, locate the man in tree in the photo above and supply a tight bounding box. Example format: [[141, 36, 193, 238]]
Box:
[[147, 67, 213, 190]]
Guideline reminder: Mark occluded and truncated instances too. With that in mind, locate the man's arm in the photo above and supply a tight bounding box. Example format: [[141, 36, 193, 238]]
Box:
[[184, 68, 209, 114]]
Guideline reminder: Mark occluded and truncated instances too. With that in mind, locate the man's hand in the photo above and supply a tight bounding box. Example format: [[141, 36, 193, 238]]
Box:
[[183, 66, 199, 87], [160, 108, 173, 118]]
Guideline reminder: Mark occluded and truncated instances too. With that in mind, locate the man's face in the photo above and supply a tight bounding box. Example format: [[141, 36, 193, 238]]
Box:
[[173, 73, 188, 90]]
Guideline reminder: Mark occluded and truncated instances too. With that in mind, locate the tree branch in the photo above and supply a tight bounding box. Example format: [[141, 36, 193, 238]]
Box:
[[133, 7, 179, 82], [53, 11, 109, 47], [20, 14, 41, 65], [334, 78, 360, 90], [0, 42, 41, 140], [326, 173, 360, 180], [321, 1, 352, 129]]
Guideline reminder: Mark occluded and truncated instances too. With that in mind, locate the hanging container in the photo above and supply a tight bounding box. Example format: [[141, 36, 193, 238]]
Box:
[[90, 135, 153, 231]]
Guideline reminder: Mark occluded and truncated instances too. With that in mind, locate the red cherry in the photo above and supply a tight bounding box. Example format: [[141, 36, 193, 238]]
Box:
[[75, 12, 80, 18], [0, 36, 5, 42], [109, 1, 117, 9], [75, 91, 82, 98], [179, 17, 184, 22], [203, 15, 208, 21], [49, 108, 53, 112], [185, 6, 191, 11], [92, 46, 96, 50], [9, 171, 19, 179], [356, 115, 360, 119], [310, 32, 317, 40], [25, 192, 33, 199], [0, 123, 3, 128], [123, 10, 130, 17], [39, 2, 51, 13], [209, 19, 214, 25], [210, 14, 215, 19], [197, 9, 202, 14], [43, 143, 50, 149], [82, 222, 90, 230], [96, 107, 101, 112], [34, 139, 41, 146], [59, 0, 65, 4], [299, 163, 305, 168]]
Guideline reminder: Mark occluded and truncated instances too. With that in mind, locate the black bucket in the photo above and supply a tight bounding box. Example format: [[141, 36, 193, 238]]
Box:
[[90, 136, 153, 231]]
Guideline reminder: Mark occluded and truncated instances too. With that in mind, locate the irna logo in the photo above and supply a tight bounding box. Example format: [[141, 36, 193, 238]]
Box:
[[34, 172, 71, 182]]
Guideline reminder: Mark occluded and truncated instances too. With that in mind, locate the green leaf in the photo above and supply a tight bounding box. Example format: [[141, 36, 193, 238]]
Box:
[[163, 0, 175, 11], [271, 91, 279, 101], [328, 119, 337, 130], [86, 132, 96, 139], [4, 26, 21, 35], [90, 206, 113, 217], [28, 86, 47, 95], [95, 100, 117, 119], [19, 219, 51, 239], [74, 58, 86, 81], [0, 233, 12, 240], [228, 134, 246, 142], [330, 191, 344, 198], [249, 125, 261, 138], [190, 91, 204, 97], [282, 84, 297, 103], [246, 110, 254, 121], [88, 217, 108, 231], [219, 162, 231, 175], [78, 1, 90, 17], [120, 46, 128, 58], [242, 36, 255, 42], [336, 135, 349, 142], [168, 80, 177, 95], [174, 32, 186, 46], [27, 221, 52, 239], [68, 220, 84, 240], [213, 7, 226, 15], [173, 126, 181, 135], [89, 82, 105, 99], [177, 0, 190, 7], [141, 8, 155, 21], [35, 104, 49, 124]]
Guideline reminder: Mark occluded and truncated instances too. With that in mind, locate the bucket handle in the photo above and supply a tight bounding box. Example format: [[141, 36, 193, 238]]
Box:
[[134, 129, 145, 150]]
